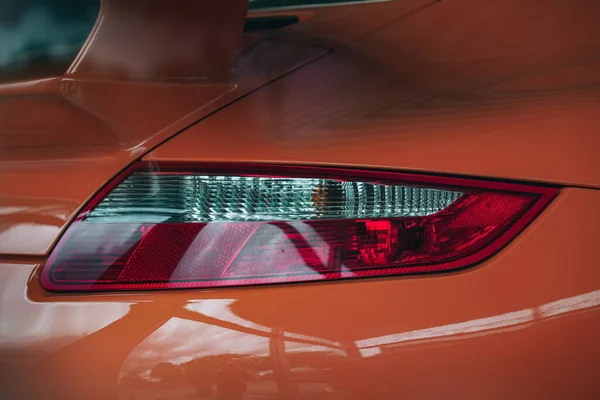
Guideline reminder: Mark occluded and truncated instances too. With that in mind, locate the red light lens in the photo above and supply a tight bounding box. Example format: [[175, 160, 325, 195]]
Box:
[[41, 163, 557, 291]]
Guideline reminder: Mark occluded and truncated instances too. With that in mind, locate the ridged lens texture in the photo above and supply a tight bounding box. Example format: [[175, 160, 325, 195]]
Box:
[[41, 164, 556, 291], [88, 173, 464, 222]]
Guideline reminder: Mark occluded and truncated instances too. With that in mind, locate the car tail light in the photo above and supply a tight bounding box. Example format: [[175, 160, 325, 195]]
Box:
[[41, 163, 557, 291]]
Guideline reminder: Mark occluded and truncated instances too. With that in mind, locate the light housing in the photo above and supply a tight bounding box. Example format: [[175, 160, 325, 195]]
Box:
[[41, 163, 557, 291]]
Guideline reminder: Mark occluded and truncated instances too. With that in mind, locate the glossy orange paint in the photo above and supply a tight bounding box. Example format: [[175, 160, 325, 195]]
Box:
[[0, 0, 599, 399], [152, 0, 600, 189]]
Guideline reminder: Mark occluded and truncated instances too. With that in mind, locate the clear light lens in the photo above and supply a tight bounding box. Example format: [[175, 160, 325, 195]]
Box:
[[88, 173, 463, 223]]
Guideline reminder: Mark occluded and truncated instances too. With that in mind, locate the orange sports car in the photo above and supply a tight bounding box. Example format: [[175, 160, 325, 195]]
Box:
[[1, 0, 599, 399]]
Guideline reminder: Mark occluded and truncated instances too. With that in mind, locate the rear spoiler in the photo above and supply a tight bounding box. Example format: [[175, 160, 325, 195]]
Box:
[[67, 0, 248, 81]]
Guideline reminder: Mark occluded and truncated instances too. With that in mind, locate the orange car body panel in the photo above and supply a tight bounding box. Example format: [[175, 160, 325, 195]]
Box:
[[1, 0, 599, 398], [152, 0, 600, 189]]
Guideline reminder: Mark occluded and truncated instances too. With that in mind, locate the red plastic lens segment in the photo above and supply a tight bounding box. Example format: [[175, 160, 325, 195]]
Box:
[[41, 163, 557, 291]]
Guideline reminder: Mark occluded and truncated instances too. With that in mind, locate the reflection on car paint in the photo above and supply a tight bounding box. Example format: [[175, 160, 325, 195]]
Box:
[[355, 289, 600, 355], [115, 290, 600, 398], [1, 257, 599, 398]]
